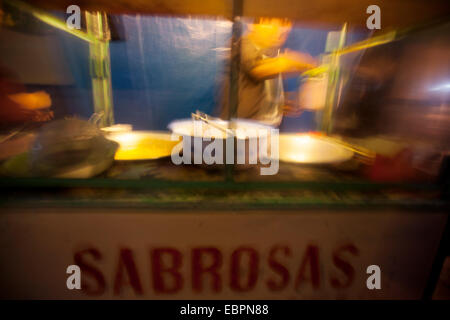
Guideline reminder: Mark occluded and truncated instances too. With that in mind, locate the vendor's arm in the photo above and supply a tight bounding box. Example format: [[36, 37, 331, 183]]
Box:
[[249, 50, 317, 80]]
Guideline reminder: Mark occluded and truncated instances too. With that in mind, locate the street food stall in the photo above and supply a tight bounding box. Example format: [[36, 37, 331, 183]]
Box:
[[0, 0, 449, 299]]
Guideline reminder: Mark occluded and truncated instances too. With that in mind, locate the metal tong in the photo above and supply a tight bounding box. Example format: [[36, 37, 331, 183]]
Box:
[[191, 110, 235, 137]]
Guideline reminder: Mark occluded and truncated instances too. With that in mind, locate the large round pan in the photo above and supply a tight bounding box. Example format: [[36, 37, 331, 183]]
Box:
[[276, 133, 354, 164], [106, 131, 180, 161]]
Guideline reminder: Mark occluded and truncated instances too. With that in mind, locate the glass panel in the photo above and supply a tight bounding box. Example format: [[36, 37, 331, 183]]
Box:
[[0, 2, 448, 200]]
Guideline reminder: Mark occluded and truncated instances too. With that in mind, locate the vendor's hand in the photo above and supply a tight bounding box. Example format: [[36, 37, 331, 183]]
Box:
[[8, 91, 52, 110], [282, 92, 303, 117]]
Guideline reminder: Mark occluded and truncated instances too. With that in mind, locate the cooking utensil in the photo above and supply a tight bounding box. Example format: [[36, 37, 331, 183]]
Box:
[[191, 111, 235, 137], [168, 118, 274, 167], [106, 131, 180, 161], [276, 133, 354, 164]]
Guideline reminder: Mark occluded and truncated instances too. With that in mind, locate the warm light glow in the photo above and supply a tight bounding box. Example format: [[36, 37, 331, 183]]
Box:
[[430, 82, 450, 92]]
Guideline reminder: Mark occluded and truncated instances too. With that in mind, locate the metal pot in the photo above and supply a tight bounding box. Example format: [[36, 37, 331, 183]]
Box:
[[168, 118, 274, 168]]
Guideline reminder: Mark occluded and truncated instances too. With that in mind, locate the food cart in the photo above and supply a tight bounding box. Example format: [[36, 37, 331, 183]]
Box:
[[0, 0, 449, 299]]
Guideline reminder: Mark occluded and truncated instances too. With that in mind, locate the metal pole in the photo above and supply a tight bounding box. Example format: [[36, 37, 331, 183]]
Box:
[[85, 11, 114, 127], [225, 0, 243, 182]]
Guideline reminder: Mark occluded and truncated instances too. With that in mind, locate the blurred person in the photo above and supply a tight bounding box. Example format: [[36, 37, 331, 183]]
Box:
[[219, 17, 318, 126]]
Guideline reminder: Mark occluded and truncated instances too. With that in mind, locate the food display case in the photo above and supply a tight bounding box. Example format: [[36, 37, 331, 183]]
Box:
[[0, 0, 449, 299]]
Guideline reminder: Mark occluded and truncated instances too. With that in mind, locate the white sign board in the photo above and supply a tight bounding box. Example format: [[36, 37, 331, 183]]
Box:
[[0, 208, 446, 299]]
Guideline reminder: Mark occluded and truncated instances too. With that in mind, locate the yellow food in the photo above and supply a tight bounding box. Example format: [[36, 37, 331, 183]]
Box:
[[107, 132, 180, 161]]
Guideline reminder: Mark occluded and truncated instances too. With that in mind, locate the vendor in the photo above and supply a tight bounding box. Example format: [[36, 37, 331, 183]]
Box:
[[219, 17, 318, 126]]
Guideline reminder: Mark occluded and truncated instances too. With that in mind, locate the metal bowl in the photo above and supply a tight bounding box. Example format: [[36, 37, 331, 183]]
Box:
[[277, 133, 354, 164], [106, 131, 180, 161]]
